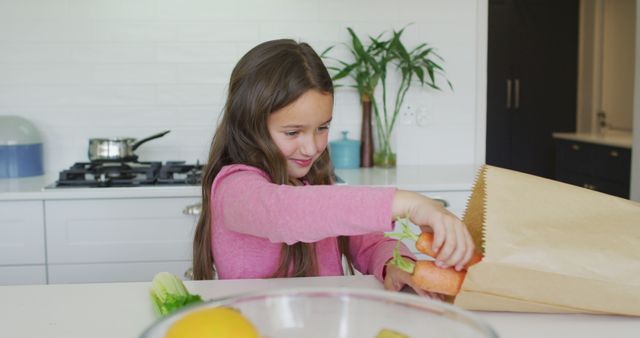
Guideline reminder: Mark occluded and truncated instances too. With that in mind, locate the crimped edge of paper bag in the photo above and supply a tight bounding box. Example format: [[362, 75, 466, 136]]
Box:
[[462, 164, 487, 254]]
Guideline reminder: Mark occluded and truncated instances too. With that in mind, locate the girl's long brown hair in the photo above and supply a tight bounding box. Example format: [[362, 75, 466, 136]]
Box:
[[193, 39, 354, 280]]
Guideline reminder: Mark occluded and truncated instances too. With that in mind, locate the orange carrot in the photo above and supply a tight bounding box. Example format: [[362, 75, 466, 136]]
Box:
[[389, 242, 465, 296], [415, 232, 483, 269], [385, 218, 485, 296], [414, 232, 438, 256], [411, 260, 465, 296]]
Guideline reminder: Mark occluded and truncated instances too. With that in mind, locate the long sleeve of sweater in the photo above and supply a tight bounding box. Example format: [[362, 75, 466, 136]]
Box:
[[349, 233, 415, 280], [211, 164, 396, 245]]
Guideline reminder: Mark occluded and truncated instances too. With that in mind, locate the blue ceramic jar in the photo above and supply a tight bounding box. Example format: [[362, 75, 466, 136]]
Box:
[[0, 116, 44, 178], [329, 131, 360, 169]]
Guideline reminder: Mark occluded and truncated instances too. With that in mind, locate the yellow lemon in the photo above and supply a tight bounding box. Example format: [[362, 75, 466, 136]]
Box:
[[165, 306, 260, 338]]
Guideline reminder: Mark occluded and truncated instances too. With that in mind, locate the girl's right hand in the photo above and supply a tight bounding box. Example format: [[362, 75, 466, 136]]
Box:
[[392, 190, 475, 271]]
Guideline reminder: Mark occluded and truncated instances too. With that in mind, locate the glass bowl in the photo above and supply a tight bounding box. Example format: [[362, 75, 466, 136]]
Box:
[[140, 287, 498, 338]]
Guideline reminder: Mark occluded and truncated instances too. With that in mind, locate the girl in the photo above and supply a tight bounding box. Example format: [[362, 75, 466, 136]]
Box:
[[192, 39, 474, 297]]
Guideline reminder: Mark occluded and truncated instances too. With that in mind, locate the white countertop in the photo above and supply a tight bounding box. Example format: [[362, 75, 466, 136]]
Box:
[[552, 131, 633, 148], [0, 275, 637, 338], [0, 173, 201, 201], [0, 164, 478, 201], [335, 164, 478, 191]]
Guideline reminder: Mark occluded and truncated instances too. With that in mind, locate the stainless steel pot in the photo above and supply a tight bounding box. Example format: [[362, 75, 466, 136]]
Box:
[[88, 130, 170, 162]]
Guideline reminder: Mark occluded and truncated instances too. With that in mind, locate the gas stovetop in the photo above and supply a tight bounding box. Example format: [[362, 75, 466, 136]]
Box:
[[51, 161, 203, 188]]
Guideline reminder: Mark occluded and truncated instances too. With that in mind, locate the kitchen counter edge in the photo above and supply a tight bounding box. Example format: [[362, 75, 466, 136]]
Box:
[[0, 164, 479, 200], [552, 131, 633, 149]]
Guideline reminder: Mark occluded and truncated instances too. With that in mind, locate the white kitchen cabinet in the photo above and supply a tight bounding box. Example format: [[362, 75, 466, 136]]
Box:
[[45, 197, 199, 284], [1, 164, 476, 284], [0, 200, 46, 285], [48, 261, 192, 284], [422, 191, 470, 218], [0, 266, 47, 285]]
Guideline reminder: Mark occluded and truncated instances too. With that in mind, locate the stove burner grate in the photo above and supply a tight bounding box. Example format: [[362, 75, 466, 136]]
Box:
[[54, 161, 201, 188]]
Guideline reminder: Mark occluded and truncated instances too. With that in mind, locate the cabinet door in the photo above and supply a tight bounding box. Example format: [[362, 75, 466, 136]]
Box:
[[486, 0, 514, 168], [48, 261, 192, 284], [589, 179, 629, 198], [512, 0, 579, 177], [0, 266, 47, 285], [45, 197, 200, 264], [0, 200, 45, 265], [555, 139, 631, 198], [592, 145, 631, 184], [487, 0, 579, 179], [555, 139, 593, 176]]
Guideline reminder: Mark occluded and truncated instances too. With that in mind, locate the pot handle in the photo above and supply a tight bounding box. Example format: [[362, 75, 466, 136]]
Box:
[[131, 130, 171, 151]]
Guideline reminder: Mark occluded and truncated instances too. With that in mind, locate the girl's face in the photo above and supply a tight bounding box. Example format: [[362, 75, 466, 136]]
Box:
[[267, 90, 333, 179]]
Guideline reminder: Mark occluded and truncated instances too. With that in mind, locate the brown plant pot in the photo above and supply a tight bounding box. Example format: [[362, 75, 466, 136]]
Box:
[[360, 98, 374, 168]]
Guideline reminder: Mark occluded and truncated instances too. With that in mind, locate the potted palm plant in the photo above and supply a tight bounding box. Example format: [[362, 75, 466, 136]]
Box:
[[324, 27, 451, 167]]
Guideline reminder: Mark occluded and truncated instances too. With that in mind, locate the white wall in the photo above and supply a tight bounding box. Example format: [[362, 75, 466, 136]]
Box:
[[0, 0, 485, 173], [578, 0, 636, 133], [632, 0, 640, 201], [602, 0, 636, 130], [577, 0, 598, 132]]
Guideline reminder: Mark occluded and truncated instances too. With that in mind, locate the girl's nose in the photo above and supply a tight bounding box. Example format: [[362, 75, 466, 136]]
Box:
[[300, 134, 319, 156]]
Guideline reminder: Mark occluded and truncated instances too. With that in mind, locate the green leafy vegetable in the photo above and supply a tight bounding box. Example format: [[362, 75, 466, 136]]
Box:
[[390, 241, 416, 274], [149, 272, 203, 317], [385, 217, 419, 242], [385, 217, 417, 274]]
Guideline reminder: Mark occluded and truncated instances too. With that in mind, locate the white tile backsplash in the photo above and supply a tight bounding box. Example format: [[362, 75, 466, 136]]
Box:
[[0, 21, 74, 43], [174, 63, 233, 84], [89, 22, 172, 42], [0, 0, 69, 20], [92, 64, 176, 84], [71, 44, 156, 63], [67, 0, 157, 21], [0, 64, 90, 85], [0, 0, 483, 173], [0, 85, 155, 106], [155, 42, 240, 63], [155, 84, 224, 105], [0, 43, 72, 63], [171, 22, 259, 42]]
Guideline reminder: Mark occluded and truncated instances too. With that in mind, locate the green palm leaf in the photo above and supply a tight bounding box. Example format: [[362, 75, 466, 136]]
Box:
[[321, 26, 452, 160]]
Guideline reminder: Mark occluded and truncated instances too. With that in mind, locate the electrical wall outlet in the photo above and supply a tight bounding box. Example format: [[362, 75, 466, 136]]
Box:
[[401, 104, 415, 125], [416, 105, 431, 127]]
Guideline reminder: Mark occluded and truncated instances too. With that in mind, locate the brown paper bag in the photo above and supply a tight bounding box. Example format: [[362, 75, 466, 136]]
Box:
[[453, 165, 640, 316]]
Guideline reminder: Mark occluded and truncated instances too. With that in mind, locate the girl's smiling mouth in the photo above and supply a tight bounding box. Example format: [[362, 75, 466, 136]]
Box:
[[292, 158, 313, 167]]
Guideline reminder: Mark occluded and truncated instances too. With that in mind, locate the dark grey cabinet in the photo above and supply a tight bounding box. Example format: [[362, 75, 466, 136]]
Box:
[[554, 139, 631, 198], [486, 0, 579, 179]]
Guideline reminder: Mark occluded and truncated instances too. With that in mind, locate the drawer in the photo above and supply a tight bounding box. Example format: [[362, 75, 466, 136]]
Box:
[[45, 197, 200, 264], [555, 139, 592, 175], [0, 200, 45, 265], [580, 178, 629, 198], [555, 138, 631, 198], [48, 260, 192, 284], [555, 170, 592, 188], [0, 265, 47, 285], [591, 144, 631, 183], [555, 171, 629, 198]]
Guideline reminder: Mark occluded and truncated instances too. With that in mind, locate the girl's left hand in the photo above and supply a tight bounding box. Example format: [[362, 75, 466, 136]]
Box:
[[383, 262, 444, 300]]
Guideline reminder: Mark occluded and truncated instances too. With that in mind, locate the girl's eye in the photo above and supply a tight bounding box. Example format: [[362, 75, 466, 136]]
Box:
[[284, 131, 298, 136], [318, 125, 330, 132]]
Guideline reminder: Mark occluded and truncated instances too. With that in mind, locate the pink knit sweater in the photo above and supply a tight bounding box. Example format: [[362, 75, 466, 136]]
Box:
[[210, 164, 415, 281]]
